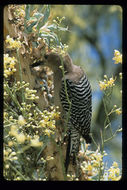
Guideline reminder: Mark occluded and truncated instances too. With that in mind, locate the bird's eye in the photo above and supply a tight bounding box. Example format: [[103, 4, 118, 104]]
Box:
[[44, 54, 48, 59]]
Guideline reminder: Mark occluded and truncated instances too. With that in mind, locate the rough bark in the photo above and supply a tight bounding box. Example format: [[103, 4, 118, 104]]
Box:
[[4, 5, 68, 180]]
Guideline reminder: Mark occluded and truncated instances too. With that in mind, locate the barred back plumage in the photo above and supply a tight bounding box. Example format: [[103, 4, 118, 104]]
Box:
[[60, 74, 92, 172], [31, 52, 92, 173]]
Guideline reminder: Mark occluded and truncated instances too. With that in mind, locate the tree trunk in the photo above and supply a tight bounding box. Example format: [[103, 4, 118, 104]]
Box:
[[4, 5, 70, 180]]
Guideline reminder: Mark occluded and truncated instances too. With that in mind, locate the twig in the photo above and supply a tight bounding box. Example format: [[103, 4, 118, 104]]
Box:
[[16, 49, 25, 103], [90, 133, 98, 149], [104, 127, 122, 143], [9, 162, 30, 180], [5, 81, 22, 111]]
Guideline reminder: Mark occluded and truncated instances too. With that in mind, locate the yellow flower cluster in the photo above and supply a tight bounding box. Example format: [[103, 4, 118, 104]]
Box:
[[80, 148, 105, 180], [4, 54, 17, 78], [46, 155, 54, 161], [99, 75, 116, 91], [108, 162, 121, 181], [51, 44, 69, 56], [119, 72, 122, 80], [80, 145, 121, 181], [109, 105, 122, 116], [14, 5, 25, 18], [39, 107, 60, 137], [6, 35, 21, 49], [4, 148, 18, 163], [112, 50, 122, 64], [115, 108, 122, 115], [9, 117, 43, 147], [25, 88, 39, 100], [18, 115, 26, 126], [30, 135, 43, 147], [9, 124, 26, 144], [53, 16, 66, 25], [67, 174, 79, 181], [5, 108, 60, 150]]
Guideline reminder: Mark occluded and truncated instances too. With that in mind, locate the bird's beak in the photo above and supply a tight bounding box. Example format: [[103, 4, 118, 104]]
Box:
[[30, 61, 45, 68]]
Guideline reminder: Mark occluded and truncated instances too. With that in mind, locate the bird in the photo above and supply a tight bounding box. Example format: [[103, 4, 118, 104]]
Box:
[[31, 52, 92, 173]]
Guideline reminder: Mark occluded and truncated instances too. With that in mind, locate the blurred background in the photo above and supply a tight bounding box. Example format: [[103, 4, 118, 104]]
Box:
[[51, 5, 122, 169]]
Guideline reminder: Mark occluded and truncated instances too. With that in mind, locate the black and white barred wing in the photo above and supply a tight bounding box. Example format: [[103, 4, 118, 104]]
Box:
[[60, 74, 92, 142]]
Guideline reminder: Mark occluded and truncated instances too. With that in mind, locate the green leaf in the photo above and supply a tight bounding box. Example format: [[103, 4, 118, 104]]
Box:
[[36, 136, 49, 162], [90, 174, 100, 181], [40, 32, 60, 45], [33, 12, 44, 19], [58, 25, 68, 32], [30, 5, 35, 13], [24, 5, 31, 33], [25, 5, 30, 20], [36, 17, 45, 31], [42, 5, 50, 25], [50, 32, 60, 45], [27, 21, 38, 33], [47, 24, 68, 32], [37, 5, 44, 12], [29, 16, 38, 21]]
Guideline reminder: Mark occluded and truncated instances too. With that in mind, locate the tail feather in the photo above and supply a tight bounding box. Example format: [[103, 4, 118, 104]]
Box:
[[82, 134, 92, 144], [65, 126, 80, 173]]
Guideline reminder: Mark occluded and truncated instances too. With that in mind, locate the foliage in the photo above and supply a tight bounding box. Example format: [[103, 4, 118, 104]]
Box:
[[4, 5, 122, 181], [23, 4, 68, 51], [4, 74, 60, 180], [79, 146, 121, 181]]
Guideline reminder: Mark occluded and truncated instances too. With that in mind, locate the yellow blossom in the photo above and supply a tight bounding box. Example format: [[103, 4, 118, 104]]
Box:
[[99, 81, 107, 90], [18, 115, 26, 126], [108, 167, 121, 181], [16, 133, 26, 144], [9, 125, 18, 137], [8, 141, 13, 147], [92, 161, 100, 168], [6, 35, 21, 49], [40, 120, 46, 128], [119, 72, 122, 80], [54, 112, 60, 120], [43, 116, 49, 122], [39, 22, 50, 33], [86, 164, 93, 172], [107, 161, 121, 181], [47, 120, 56, 129], [4, 112, 8, 118], [16, 7, 25, 18], [46, 156, 54, 161], [92, 151, 103, 164], [112, 50, 122, 64], [115, 108, 122, 115], [112, 162, 118, 168], [31, 136, 43, 147], [99, 76, 115, 91], [44, 129, 52, 136], [4, 54, 17, 77], [5, 164, 10, 169], [107, 77, 115, 87]]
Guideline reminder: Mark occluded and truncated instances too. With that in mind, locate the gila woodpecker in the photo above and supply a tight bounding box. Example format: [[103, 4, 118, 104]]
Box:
[[31, 52, 92, 173]]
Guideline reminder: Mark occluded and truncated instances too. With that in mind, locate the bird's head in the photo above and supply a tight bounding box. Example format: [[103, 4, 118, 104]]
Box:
[[31, 52, 73, 73], [43, 52, 73, 73]]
